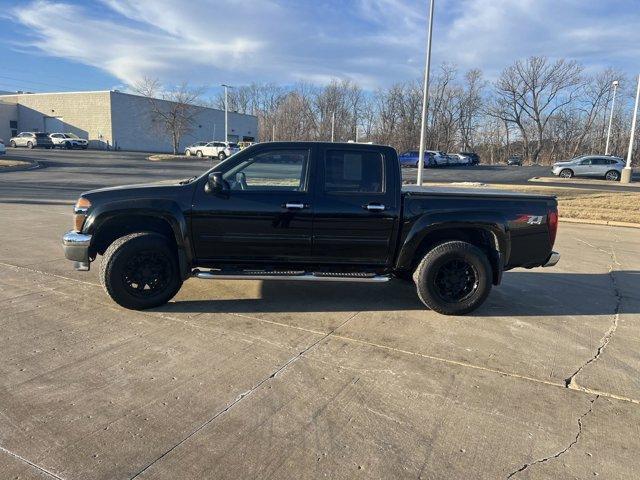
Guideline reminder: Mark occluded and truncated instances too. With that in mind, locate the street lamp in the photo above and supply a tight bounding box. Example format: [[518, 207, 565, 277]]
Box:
[[331, 111, 336, 142], [221, 84, 233, 142], [605, 80, 619, 155], [622, 74, 640, 184], [417, 0, 435, 186]]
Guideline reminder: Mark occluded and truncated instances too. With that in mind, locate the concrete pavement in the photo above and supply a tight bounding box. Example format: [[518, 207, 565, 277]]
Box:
[[1, 186, 640, 478]]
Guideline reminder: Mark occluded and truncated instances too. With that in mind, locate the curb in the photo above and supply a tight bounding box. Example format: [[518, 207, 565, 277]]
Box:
[[529, 176, 640, 189], [0, 158, 41, 173], [560, 217, 640, 229]]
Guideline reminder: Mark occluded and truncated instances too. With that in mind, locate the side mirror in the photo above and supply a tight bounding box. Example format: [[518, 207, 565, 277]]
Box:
[[205, 172, 229, 194]]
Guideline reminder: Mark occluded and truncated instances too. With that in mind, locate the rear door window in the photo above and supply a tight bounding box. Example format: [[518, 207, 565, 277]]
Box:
[[324, 150, 384, 193]]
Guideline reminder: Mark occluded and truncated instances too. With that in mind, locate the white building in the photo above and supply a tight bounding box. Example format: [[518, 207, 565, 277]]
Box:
[[0, 90, 258, 152]]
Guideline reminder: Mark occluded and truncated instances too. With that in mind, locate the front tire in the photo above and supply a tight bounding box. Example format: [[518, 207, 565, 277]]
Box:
[[196, 150, 203, 158], [100, 232, 183, 310], [559, 169, 573, 178], [605, 170, 620, 181], [413, 240, 492, 315], [9, 140, 16, 148], [185, 149, 192, 156]]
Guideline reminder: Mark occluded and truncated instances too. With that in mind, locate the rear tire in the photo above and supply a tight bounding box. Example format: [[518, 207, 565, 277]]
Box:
[[218, 151, 226, 160], [413, 240, 492, 315], [27, 141, 34, 149], [605, 170, 620, 181], [100, 232, 183, 310], [559, 169, 573, 178]]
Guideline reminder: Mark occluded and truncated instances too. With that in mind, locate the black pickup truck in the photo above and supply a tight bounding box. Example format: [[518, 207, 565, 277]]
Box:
[[62, 142, 559, 315]]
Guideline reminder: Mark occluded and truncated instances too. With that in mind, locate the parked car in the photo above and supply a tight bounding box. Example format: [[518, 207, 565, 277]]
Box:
[[50, 133, 88, 149], [460, 152, 480, 165], [184, 142, 208, 156], [432, 150, 454, 166], [190, 141, 240, 160], [398, 151, 435, 168], [448, 153, 475, 166], [507, 156, 523, 166], [552, 155, 624, 181], [0, 139, 6, 155], [9, 132, 55, 149], [62, 141, 560, 316]]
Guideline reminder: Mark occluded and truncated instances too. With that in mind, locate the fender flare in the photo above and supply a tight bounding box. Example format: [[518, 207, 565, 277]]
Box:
[[84, 199, 192, 276], [394, 211, 509, 272]]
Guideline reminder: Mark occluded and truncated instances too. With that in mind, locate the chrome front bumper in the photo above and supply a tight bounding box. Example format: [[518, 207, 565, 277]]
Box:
[[62, 231, 92, 269], [543, 251, 560, 267]]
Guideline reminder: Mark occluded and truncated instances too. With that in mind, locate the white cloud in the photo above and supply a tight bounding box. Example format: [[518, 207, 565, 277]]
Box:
[[9, 0, 640, 89]]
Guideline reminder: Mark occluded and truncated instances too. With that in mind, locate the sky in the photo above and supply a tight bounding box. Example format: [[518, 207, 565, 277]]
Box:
[[1, 0, 639, 97]]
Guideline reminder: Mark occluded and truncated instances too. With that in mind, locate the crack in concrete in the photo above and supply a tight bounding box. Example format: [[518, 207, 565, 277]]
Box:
[[0, 445, 65, 480], [506, 395, 598, 479], [565, 239, 622, 390], [127, 310, 361, 479]]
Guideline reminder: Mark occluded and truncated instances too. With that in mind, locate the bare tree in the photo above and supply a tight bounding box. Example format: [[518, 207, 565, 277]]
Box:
[[493, 56, 583, 162], [457, 69, 485, 150], [134, 78, 204, 154]]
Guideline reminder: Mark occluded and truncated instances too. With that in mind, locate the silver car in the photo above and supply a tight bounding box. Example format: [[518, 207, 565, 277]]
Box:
[[9, 132, 55, 149], [50, 133, 88, 149], [552, 155, 624, 181]]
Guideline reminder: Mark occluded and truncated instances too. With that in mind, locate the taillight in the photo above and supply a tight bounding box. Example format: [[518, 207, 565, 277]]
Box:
[[547, 208, 558, 247]]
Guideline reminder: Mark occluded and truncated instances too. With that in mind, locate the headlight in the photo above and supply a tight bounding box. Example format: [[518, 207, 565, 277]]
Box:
[[73, 197, 91, 231]]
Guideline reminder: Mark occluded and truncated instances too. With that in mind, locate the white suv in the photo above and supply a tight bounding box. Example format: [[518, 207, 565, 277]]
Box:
[[195, 141, 240, 160], [50, 133, 88, 149]]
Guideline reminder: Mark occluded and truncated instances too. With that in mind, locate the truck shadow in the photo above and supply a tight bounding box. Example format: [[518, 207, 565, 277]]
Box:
[[156, 270, 639, 317]]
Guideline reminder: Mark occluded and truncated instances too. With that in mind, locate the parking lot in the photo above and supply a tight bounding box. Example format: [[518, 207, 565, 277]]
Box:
[[2, 148, 640, 479]]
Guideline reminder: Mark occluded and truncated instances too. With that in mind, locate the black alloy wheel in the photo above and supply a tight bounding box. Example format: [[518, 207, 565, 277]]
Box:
[[433, 258, 479, 303], [121, 250, 172, 298]]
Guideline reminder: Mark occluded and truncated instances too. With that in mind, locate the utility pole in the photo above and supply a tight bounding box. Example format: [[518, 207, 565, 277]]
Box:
[[331, 111, 335, 142], [605, 80, 619, 155], [417, 0, 435, 186], [272, 123, 276, 142], [221, 84, 232, 142], [622, 74, 640, 183]]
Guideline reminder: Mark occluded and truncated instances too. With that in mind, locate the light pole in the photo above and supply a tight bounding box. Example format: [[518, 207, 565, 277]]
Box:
[[605, 80, 619, 155], [221, 84, 233, 142], [417, 0, 435, 186], [272, 124, 276, 141], [331, 111, 336, 142], [622, 74, 640, 184]]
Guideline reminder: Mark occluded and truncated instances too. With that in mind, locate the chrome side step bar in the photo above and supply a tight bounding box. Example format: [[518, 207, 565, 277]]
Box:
[[193, 269, 390, 283]]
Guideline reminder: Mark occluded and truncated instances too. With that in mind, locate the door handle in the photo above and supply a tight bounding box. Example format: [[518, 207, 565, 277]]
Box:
[[364, 203, 386, 211], [283, 202, 307, 209]]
